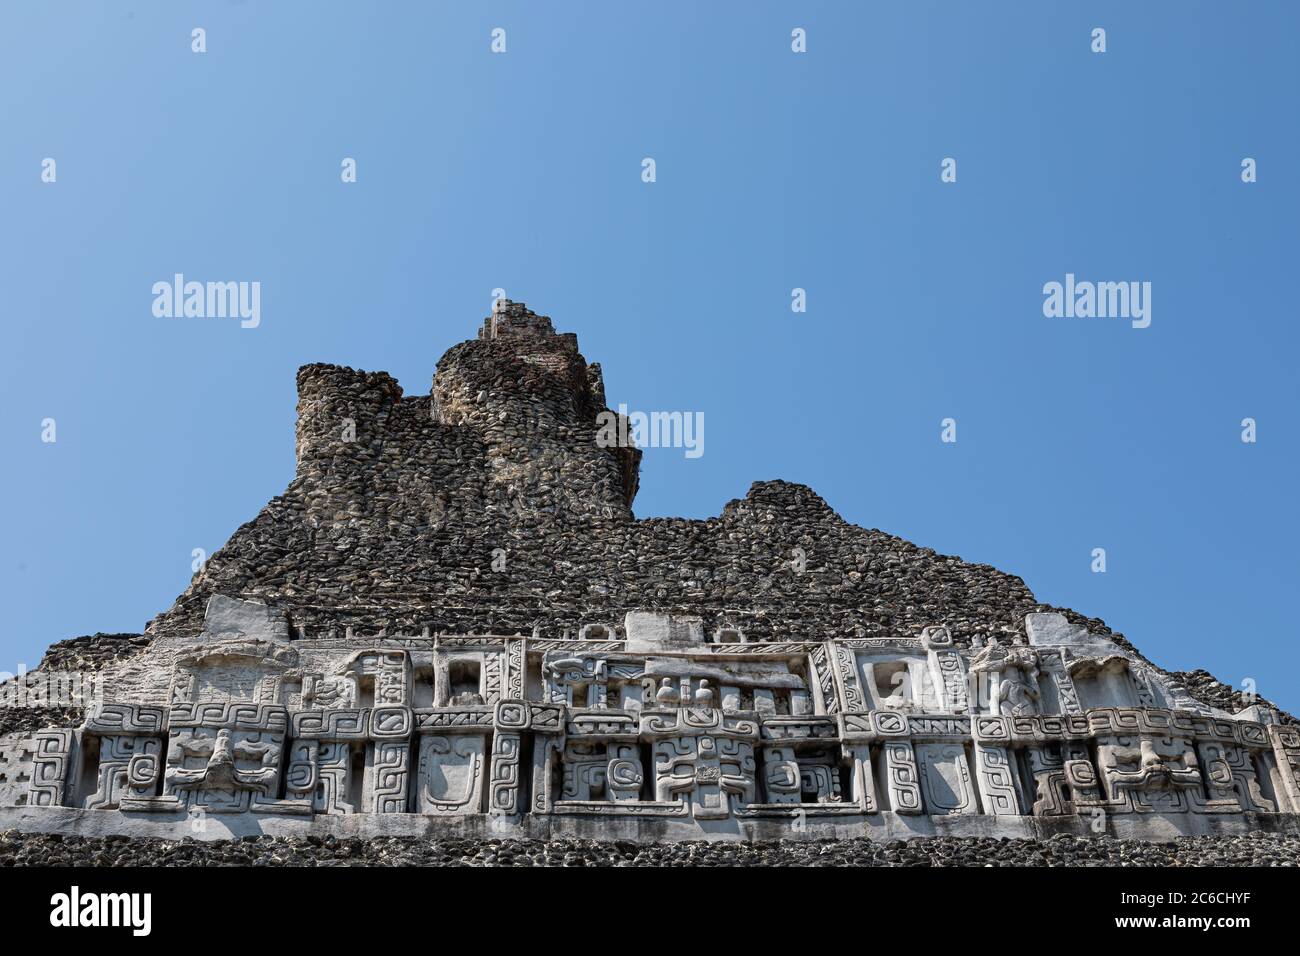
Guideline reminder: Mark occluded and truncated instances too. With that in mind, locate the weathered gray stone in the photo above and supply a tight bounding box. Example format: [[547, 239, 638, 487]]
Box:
[[1, 302, 1294, 853], [1025, 612, 1125, 656], [624, 612, 706, 653], [201, 595, 289, 644]]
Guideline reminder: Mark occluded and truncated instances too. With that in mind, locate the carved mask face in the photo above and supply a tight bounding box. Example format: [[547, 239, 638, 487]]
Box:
[[165, 726, 282, 795], [1101, 735, 1199, 791]]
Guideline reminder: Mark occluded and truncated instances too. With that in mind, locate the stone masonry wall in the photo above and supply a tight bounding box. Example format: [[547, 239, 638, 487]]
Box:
[[5, 302, 1275, 727], [145, 302, 1109, 653]]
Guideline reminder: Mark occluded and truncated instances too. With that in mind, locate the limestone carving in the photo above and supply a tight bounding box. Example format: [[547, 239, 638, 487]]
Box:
[[1, 301, 1292, 844], [13, 607, 1287, 839], [972, 637, 1041, 717]]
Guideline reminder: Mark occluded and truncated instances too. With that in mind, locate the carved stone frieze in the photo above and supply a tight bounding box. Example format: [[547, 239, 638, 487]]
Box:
[[10, 607, 1287, 837]]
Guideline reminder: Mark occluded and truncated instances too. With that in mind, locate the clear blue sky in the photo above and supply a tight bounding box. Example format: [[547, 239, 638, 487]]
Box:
[[2, 3, 1296, 711]]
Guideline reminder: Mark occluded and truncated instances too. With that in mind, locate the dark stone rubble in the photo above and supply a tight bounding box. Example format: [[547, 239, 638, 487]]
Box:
[[127, 306, 1237, 693], [37, 633, 148, 673], [1, 830, 1296, 867], [0, 705, 84, 737], [145, 305, 1073, 647]]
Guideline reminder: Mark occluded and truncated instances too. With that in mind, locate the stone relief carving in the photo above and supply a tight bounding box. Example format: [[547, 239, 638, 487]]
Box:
[[971, 637, 1041, 717], [417, 735, 485, 813], [916, 743, 977, 815], [303, 674, 357, 710], [160, 703, 289, 813], [646, 709, 758, 818], [10, 607, 1292, 838], [1095, 734, 1204, 813]]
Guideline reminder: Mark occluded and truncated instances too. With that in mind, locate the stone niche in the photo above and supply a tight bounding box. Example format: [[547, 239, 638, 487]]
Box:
[[1068, 657, 1142, 711], [540, 646, 811, 718], [856, 653, 938, 712]]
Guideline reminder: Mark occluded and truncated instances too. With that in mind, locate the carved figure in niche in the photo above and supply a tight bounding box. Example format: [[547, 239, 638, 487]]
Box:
[[971, 637, 1041, 717], [693, 679, 714, 708], [868, 660, 916, 711], [303, 673, 357, 710], [879, 682, 909, 710], [655, 678, 680, 707], [1001, 641, 1041, 716]]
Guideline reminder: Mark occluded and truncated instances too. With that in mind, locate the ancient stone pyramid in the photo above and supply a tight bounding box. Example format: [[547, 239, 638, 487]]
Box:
[[1, 300, 1295, 842]]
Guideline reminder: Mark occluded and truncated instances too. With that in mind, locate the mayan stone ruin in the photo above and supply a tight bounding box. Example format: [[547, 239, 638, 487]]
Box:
[[2, 299, 1296, 846]]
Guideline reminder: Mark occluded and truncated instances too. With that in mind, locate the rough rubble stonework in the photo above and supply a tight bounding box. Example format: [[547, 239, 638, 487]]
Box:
[[1, 831, 1297, 867], [2, 300, 1297, 859]]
